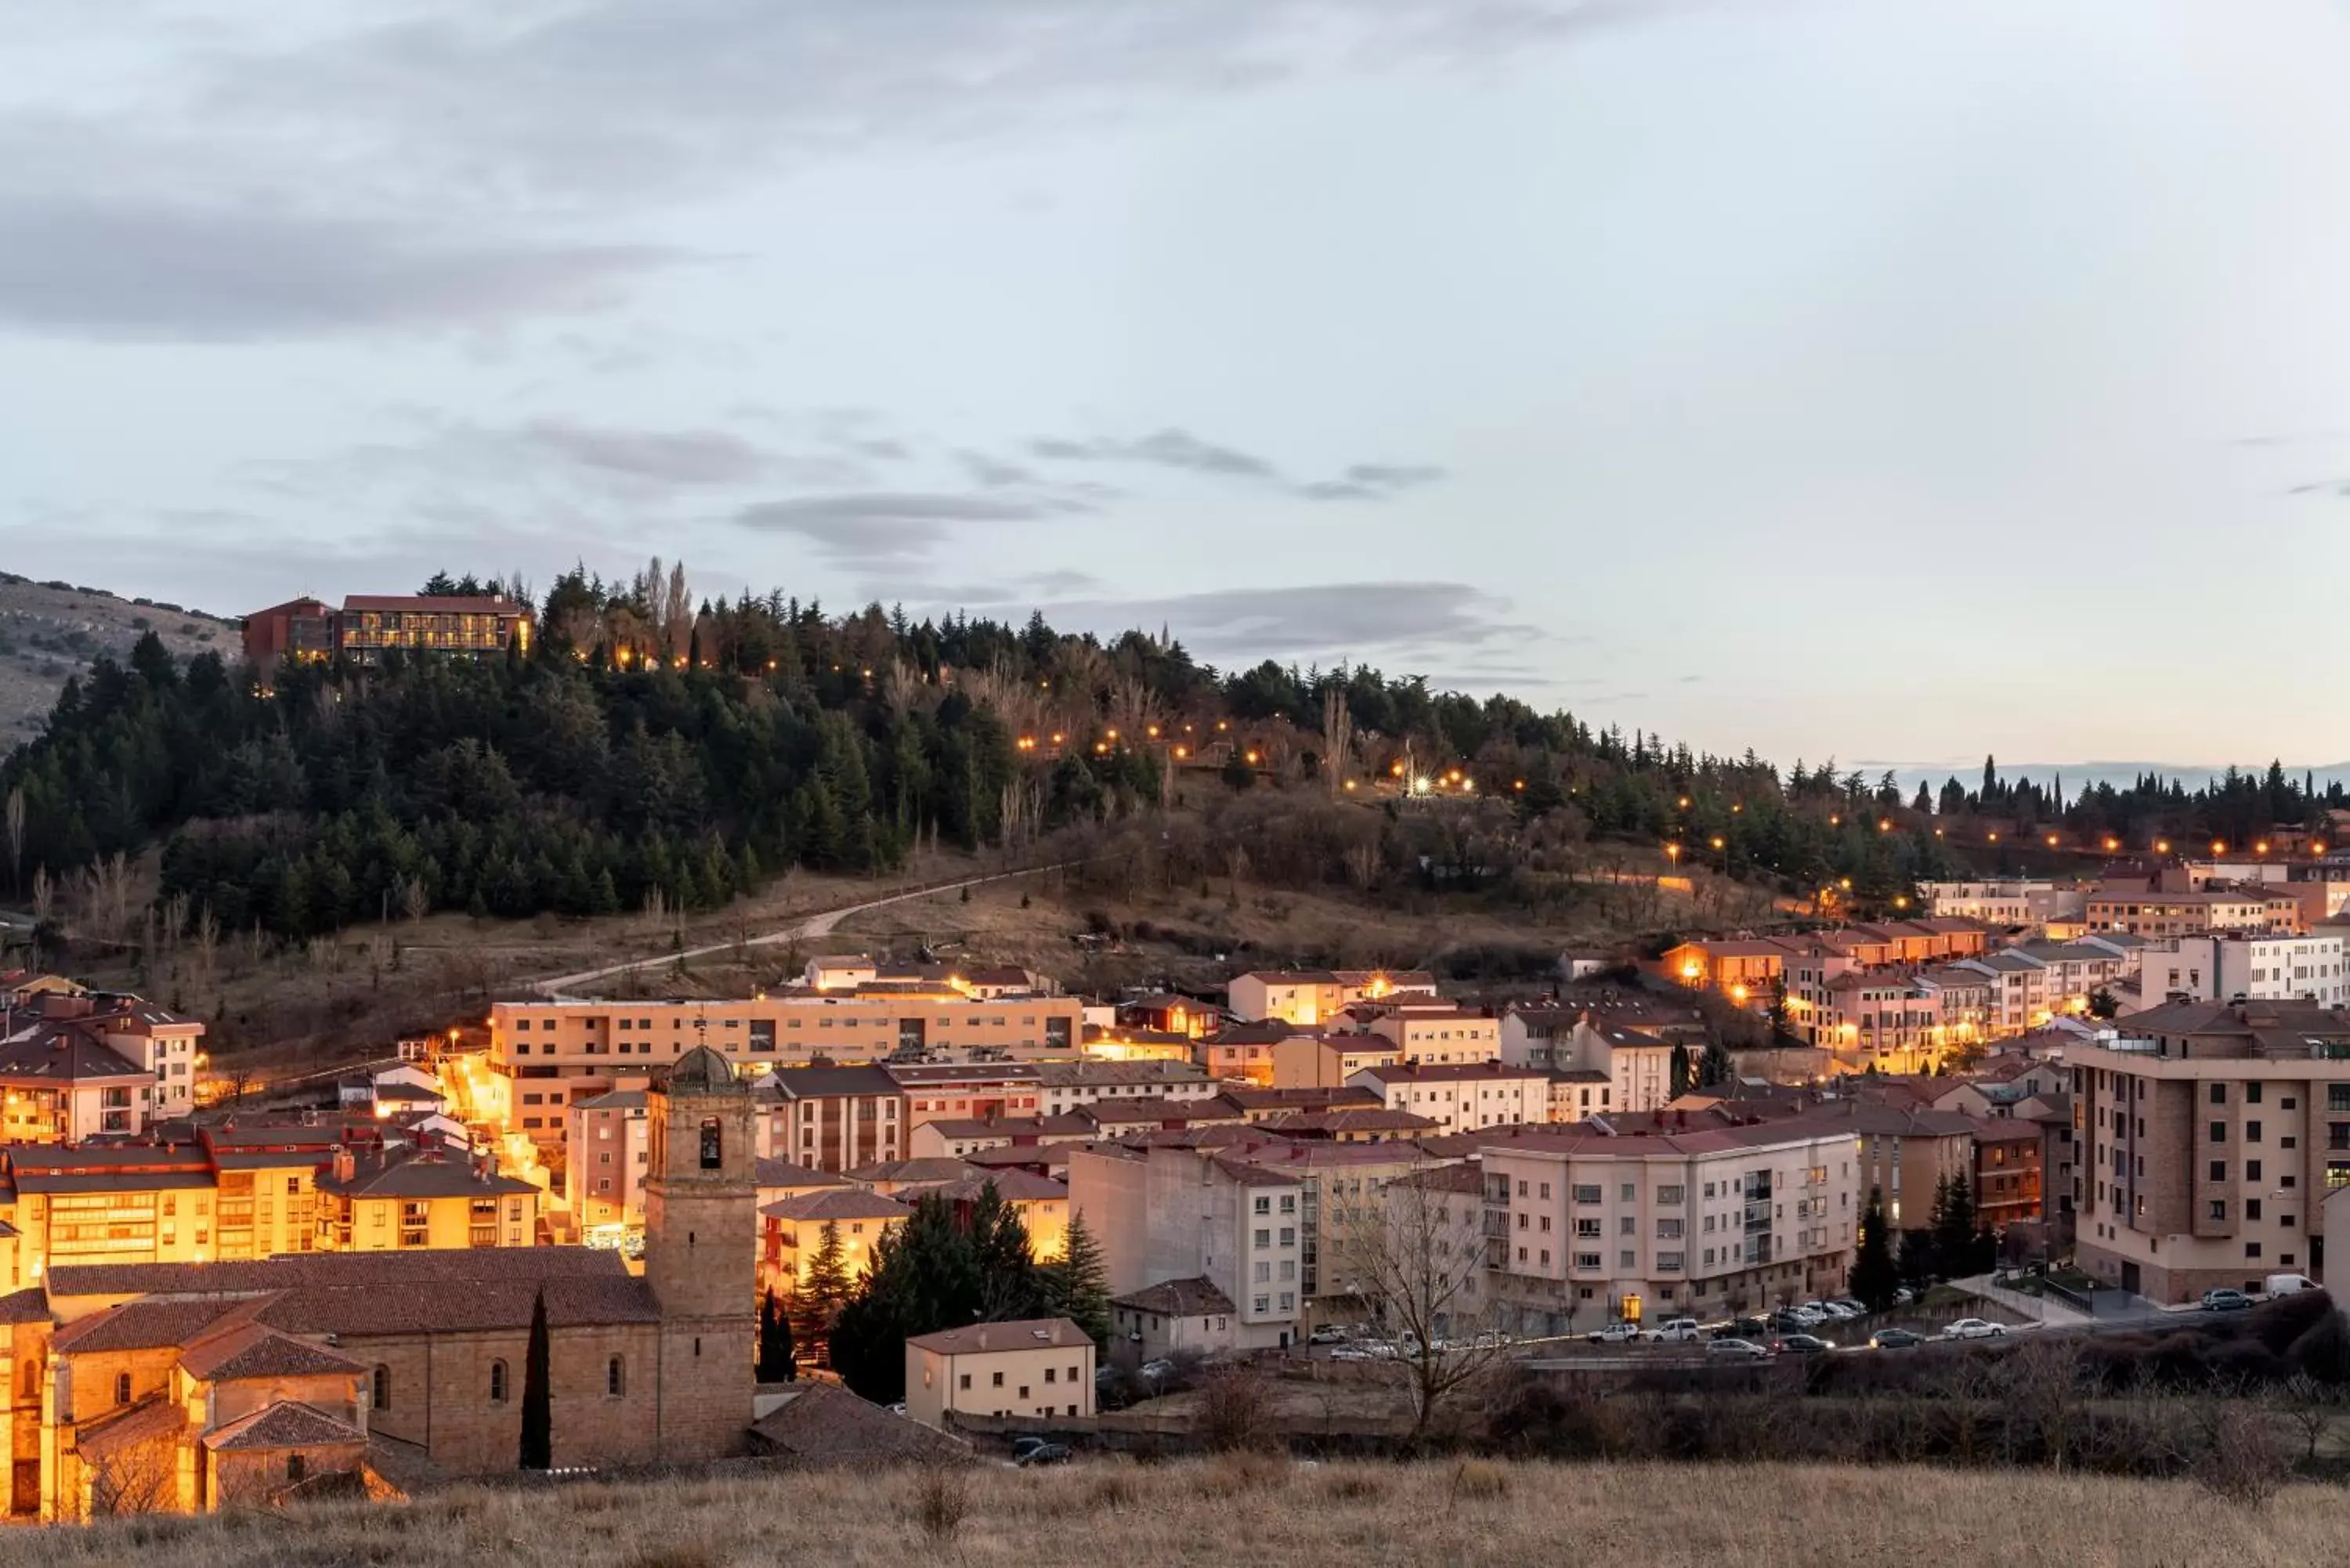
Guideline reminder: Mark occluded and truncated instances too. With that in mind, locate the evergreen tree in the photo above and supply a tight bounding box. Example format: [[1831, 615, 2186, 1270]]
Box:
[[519, 1288, 552, 1470], [790, 1220, 853, 1364], [1697, 1039, 1735, 1088], [1849, 1199, 1900, 1312], [1933, 1170, 1988, 1276], [971, 1183, 1046, 1322], [757, 1287, 798, 1382], [1039, 1210, 1112, 1346], [1668, 1046, 1692, 1100]]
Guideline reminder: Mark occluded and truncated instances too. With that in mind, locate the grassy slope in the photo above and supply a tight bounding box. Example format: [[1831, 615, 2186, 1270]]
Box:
[[0, 578, 236, 747], [15, 1458, 2341, 1568]]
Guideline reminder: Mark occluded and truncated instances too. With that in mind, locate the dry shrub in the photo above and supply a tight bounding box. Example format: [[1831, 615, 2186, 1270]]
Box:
[[1324, 1470, 1385, 1502], [1202, 1451, 1289, 1494], [2194, 1404, 2289, 1507], [1449, 1459, 1509, 1501], [1198, 1366, 1277, 1453], [1087, 1467, 1140, 1511], [913, 1465, 973, 1540], [626, 1545, 725, 1568]]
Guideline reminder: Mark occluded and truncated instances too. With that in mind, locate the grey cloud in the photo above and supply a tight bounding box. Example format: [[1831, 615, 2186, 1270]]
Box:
[[1030, 427, 1278, 479], [0, 196, 678, 341], [1345, 463, 1447, 489], [734, 491, 1080, 565], [959, 450, 1039, 488], [1295, 479, 1383, 502], [1020, 581, 1538, 660], [519, 421, 771, 484]]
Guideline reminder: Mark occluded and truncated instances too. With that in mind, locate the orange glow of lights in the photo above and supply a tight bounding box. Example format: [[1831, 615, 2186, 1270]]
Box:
[[2212, 840, 2227, 856], [2046, 834, 2059, 847], [2156, 840, 2171, 854], [1246, 751, 1260, 764], [2257, 841, 2270, 855], [1710, 836, 1726, 851]]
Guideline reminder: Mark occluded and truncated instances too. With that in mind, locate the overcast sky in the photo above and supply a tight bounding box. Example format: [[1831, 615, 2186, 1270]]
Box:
[[5, 0, 2350, 769]]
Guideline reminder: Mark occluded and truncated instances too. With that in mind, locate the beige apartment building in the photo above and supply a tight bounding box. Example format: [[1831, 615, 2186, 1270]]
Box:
[[2071, 999, 2350, 1302], [2084, 887, 2282, 939], [1270, 1033, 1401, 1089], [487, 992, 1081, 1140], [1478, 1118, 1860, 1334], [1347, 1062, 1550, 1136], [566, 1088, 649, 1235], [1499, 1009, 1678, 1114], [1356, 1003, 1501, 1065], [903, 1317, 1095, 1429], [1226, 970, 1437, 1027]]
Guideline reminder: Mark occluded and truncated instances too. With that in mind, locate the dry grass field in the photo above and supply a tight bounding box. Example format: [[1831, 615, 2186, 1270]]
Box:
[[10, 1457, 2344, 1568]]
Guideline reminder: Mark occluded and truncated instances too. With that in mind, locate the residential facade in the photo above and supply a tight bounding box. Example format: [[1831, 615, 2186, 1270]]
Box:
[[1346, 1063, 1550, 1137], [903, 1318, 1095, 1428], [1226, 970, 1437, 1027]]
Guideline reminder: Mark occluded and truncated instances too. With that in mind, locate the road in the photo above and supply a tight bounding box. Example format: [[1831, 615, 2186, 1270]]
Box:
[[529, 862, 1071, 996]]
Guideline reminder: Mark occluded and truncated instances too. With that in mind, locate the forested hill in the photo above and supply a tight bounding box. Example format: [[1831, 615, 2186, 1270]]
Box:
[[0, 563, 2330, 943]]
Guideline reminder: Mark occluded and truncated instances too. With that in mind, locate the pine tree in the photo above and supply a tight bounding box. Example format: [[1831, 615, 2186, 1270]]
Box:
[[1668, 1046, 1692, 1101], [791, 1220, 853, 1364], [1040, 1210, 1112, 1346], [1698, 1039, 1735, 1088], [1850, 1199, 1900, 1312], [519, 1287, 552, 1470], [757, 1288, 797, 1382]]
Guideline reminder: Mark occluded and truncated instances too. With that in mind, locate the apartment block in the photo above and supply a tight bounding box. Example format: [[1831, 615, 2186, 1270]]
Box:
[[1919, 880, 2088, 930], [1269, 1033, 1401, 1089], [1346, 1062, 1551, 1136], [2084, 885, 2284, 938], [2071, 999, 2350, 1302], [2135, 934, 2349, 1010], [903, 1318, 1095, 1428], [1354, 1003, 1501, 1065], [1477, 1118, 1860, 1334], [1032, 1060, 1217, 1118], [565, 1088, 649, 1235], [1068, 1143, 1307, 1349], [1226, 970, 1437, 1027], [750, 1064, 903, 1172], [1500, 1008, 1678, 1113]]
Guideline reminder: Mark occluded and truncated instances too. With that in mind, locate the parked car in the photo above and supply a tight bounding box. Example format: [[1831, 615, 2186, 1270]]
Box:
[[1328, 1346, 1374, 1362], [1015, 1443, 1073, 1467], [1828, 1298, 1870, 1317], [2265, 1274, 2319, 1299], [1778, 1333, 1835, 1355], [1941, 1318, 2006, 1341], [1869, 1328, 1923, 1350], [1139, 1357, 1177, 1385], [1010, 1435, 1051, 1457], [1308, 1324, 1347, 1346], [1647, 1317, 1702, 1344], [1713, 1317, 1772, 1341], [2200, 1288, 2254, 1313], [1770, 1310, 1816, 1335], [1588, 1322, 1643, 1346], [1708, 1338, 1771, 1360], [1893, 1287, 1917, 1306], [1814, 1302, 1861, 1322]]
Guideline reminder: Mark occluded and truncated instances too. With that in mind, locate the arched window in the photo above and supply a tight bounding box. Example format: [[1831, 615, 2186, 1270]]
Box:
[[372, 1364, 392, 1411], [699, 1117, 722, 1171], [113, 1371, 131, 1407], [18, 1360, 36, 1401], [607, 1355, 626, 1397], [489, 1359, 509, 1404]]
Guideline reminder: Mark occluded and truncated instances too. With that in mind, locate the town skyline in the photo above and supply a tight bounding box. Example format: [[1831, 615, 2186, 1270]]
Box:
[[8, 1, 2350, 765]]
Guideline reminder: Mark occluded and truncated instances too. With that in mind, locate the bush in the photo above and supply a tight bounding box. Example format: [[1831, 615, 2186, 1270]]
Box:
[[1450, 1459, 1509, 1500], [2193, 1404, 2288, 1507], [1198, 1367, 1276, 1453], [912, 1465, 971, 1540]]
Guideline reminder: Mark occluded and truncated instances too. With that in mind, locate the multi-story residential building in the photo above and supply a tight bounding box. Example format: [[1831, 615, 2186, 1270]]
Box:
[[1477, 1117, 1860, 1334], [1499, 1008, 1678, 1112], [1918, 880, 2088, 930], [898, 1166, 1071, 1261], [0, 989, 204, 1139], [1346, 1063, 1550, 1136], [888, 1063, 1044, 1130], [1068, 1143, 1307, 1349], [1192, 1020, 1297, 1084], [1972, 1117, 2044, 1231], [2083, 885, 2283, 938], [2070, 999, 2350, 1301], [1226, 970, 1437, 1027], [903, 1317, 1095, 1428], [1950, 941, 2138, 1037], [1353, 1003, 1500, 1066], [1269, 1032, 1400, 1089], [1032, 1060, 1217, 1117], [486, 992, 1081, 1140], [0, 1125, 538, 1286], [912, 1114, 1097, 1159], [2135, 934, 2349, 1009], [760, 1187, 911, 1295], [565, 1089, 649, 1234], [750, 1065, 903, 1172], [241, 592, 533, 668], [1211, 1141, 1475, 1318], [1799, 1099, 1977, 1232]]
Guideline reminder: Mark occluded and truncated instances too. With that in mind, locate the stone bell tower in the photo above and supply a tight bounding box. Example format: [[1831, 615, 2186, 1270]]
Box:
[[642, 1045, 756, 1461]]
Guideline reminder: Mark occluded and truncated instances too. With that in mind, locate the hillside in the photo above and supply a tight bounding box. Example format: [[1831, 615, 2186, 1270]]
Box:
[[17, 1458, 2342, 1568], [0, 573, 236, 748]]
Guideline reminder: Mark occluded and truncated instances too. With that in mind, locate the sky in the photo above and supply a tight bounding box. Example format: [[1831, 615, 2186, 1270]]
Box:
[[5, 0, 2350, 771]]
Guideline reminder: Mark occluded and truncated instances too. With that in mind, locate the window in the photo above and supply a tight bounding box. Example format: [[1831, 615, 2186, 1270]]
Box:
[[1574, 1185, 1601, 1204], [373, 1365, 392, 1411], [699, 1117, 724, 1169], [114, 1371, 131, 1407], [2247, 1122, 2263, 1143], [1619, 1250, 1636, 1270], [959, 1373, 971, 1390], [1657, 1185, 1685, 1205], [2210, 1085, 2228, 1106], [2210, 1161, 2227, 1183], [1619, 1183, 1636, 1201], [2247, 1083, 2263, 1104], [992, 1371, 1005, 1387], [2209, 1122, 2226, 1143], [608, 1357, 626, 1396], [2247, 1200, 2264, 1221], [2248, 1161, 2263, 1183], [1254, 1196, 1271, 1215], [490, 1360, 509, 1404], [1575, 1252, 1601, 1270], [2209, 1201, 2226, 1223], [2247, 1243, 2264, 1260]]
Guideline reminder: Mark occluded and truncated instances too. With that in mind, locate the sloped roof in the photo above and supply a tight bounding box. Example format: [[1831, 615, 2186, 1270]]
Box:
[[55, 1295, 263, 1354], [181, 1322, 365, 1382], [753, 1157, 858, 1190], [202, 1400, 368, 1452], [906, 1317, 1092, 1355], [760, 1188, 911, 1223], [897, 1169, 1067, 1204], [747, 1383, 970, 1469], [316, 1150, 535, 1200], [1111, 1277, 1235, 1317]]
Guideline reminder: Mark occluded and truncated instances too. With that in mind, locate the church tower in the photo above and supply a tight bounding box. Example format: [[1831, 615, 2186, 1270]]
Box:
[[642, 1045, 756, 1461]]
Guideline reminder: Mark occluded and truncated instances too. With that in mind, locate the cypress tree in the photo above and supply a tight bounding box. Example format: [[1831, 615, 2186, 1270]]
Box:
[[757, 1288, 797, 1382], [1849, 1199, 1900, 1313], [519, 1288, 552, 1470]]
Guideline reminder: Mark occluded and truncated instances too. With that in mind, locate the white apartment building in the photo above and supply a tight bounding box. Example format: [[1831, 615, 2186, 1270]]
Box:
[[1226, 970, 1438, 1026], [1477, 1118, 1860, 1335], [1921, 880, 2088, 930], [2135, 934, 2350, 1010], [1068, 1143, 1307, 1350], [1499, 1009, 1678, 1115], [1357, 1003, 1501, 1065], [1954, 940, 2141, 1035], [1032, 1060, 1219, 1118], [1347, 1062, 1552, 1136]]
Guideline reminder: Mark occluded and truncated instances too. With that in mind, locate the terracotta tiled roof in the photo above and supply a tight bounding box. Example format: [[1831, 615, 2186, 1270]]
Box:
[[316, 1150, 534, 1200], [1111, 1277, 1235, 1316], [54, 1295, 262, 1354], [905, 1317, 1092, 1355], [0, 1287, 47, 1324], [844, 1158, 976, 1185], [76, 1396, 187, 1459], [202, 1400, 368, 1452], [747, 1383, 971, 1469], [898, 1169, 1067, 1204], [760, 1188, 912, 1223], [753, 1158, 858, 1189], [181, 1322, 365, 1382]]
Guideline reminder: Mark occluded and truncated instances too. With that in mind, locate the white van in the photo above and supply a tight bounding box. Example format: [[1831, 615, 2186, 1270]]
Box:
[[2265, 1274, 2319, 1298]]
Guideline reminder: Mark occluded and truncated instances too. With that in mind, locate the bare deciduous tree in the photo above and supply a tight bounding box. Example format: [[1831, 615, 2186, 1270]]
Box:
[[3, 786, 23, 894], [1321, 685, 1354, 799], [1329, 1157, 1512, 1445]]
